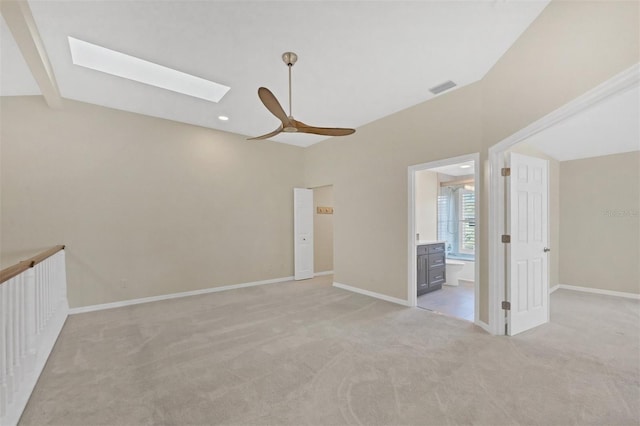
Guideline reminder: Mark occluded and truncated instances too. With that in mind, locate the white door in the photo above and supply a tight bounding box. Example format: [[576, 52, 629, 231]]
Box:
[[294, 188, 314, 280], [507, 153, 549, 336]]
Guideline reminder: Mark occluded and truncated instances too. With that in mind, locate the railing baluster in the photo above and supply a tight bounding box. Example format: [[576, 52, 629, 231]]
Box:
[[0, 245, 67, 426], [6, 282, 15, 401], [0, 284, 7, 419], [16, 277, 24, 386]]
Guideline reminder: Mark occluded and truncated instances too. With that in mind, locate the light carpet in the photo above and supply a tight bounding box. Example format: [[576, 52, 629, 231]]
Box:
[[20, 276, 639, 425]]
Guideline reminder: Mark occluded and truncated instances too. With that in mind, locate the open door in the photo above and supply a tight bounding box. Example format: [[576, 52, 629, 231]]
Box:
[[506, 153, 549, 335], [294, 188, 314, 280]]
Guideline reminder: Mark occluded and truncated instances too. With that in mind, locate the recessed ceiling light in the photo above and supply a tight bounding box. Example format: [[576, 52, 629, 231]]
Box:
[[68, 37, 230, 103], [218, 115, 229, 121], [460, 164, 472, 169]]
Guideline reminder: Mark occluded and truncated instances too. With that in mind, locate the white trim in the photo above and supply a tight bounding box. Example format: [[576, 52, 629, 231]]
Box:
[[475, 319, 492, 334], [555, 284, 640, 300], [549, 284, 560, 294], [333, 282, 410, 307], [69, 276, 294, 314], [489, 64, 639, 155], [407, 153, 481, 328], [488, 63, 640, 337], [314, 270, 334, 277]]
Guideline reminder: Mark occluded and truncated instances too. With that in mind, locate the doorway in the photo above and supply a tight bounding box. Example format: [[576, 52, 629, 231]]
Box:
[[488, 65, 638, 335], [312, 185, 334, 277], [294, 185, 335, 280], [408, 153, 480, 324]]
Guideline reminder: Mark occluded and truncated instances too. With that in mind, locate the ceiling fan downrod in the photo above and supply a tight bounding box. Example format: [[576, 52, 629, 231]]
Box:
[[282, 52, 298, 131]]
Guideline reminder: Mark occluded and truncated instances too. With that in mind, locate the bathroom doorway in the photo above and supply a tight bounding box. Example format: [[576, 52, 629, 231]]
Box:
[[408, 154, 480, 323]]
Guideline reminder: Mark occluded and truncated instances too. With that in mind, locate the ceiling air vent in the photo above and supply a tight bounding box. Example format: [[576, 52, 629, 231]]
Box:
[[429, 80, 457, 95]]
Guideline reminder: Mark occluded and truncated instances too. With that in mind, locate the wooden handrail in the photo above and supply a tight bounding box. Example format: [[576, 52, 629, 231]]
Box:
[[0, 245, 65, 284]]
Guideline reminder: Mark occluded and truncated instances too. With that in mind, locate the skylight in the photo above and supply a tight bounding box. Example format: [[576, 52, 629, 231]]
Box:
[[68, 37, 229, 103]]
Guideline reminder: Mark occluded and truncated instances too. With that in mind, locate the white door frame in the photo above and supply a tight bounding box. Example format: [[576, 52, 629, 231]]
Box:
[[294, 188, 314, 280], [408, 152, 481, 326], [487, 64, 639, 335]]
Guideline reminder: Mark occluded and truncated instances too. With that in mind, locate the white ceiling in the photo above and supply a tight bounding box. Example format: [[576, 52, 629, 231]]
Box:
[[524, 84, 640, 162], [428, 160, 475, 177], [1, 0, 550, 147]]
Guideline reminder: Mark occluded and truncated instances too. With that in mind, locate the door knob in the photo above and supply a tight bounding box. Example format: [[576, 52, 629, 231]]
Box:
[[543, 247, 551, 252]]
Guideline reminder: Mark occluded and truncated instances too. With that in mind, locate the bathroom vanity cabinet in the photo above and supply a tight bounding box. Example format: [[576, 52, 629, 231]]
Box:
[[417, 242, 446, 296]]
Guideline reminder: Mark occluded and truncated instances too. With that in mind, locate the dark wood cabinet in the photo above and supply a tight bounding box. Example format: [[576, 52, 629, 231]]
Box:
[[417, 243, 446, 296], [417, 254, 428, 293]]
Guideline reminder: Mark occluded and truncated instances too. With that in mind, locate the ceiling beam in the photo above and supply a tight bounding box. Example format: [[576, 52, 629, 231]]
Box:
[[1, 0, 62, 108]]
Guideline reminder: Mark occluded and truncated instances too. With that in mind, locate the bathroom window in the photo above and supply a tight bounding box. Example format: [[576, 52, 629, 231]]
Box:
[[437, 184, 475, 260], [459, 189, 475, 254]]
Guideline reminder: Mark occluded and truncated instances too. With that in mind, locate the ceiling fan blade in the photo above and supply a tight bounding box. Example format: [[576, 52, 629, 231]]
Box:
[[294, 121, 356, 137], [247, 125, 283, 140], [258, 87, 291, 125]]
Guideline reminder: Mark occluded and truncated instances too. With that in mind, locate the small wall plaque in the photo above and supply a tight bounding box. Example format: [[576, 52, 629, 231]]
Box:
[[316, 207, 334, 214]]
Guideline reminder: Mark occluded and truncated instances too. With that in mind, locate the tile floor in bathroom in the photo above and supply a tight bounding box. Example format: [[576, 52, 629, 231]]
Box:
[[417, 280, 474, 322]]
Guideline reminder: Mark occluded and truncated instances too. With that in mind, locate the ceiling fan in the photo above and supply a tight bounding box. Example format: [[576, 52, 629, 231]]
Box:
[[249, 52, 356, 140]]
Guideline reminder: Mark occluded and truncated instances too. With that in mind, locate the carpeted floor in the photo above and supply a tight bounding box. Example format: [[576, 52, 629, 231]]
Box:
[[20, 276, 639, 425]]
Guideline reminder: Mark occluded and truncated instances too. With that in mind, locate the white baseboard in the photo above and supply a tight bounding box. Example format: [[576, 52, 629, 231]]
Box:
[[549, 284, 560, 294], [69, 276, 295, 314], [555, 284, 640, 300], [475, 319, 492, 334], [333, 282, 410, 306], [314, 270, 334, 277]]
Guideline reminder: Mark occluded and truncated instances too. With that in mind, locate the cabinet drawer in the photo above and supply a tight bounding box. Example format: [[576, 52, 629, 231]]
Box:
[[428, 243, 445, 254], [429, 268, 446, 286], [417, 245, 429, 255], [428, 253, 445, 269]]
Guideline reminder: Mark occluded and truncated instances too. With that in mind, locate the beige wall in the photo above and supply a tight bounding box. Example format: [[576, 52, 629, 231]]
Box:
[[1, 1, 637, 324], [481, 0, 640, 146], [507, 143, 560, 288], [312, 185, 333, 273], [306, 0, 638, 324], [415, 170, 438, 242], [559, 152, 639, 294], [0, 97, 305, 307], [304, 83, 485, 302]]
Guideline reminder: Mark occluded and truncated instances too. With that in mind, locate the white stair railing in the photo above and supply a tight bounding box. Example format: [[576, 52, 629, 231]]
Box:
[[0, 246, 68, 426]]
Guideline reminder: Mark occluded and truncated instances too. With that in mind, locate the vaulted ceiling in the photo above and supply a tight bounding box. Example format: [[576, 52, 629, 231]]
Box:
[[1, 1, 550, 147], [524, 83, 640, 162]]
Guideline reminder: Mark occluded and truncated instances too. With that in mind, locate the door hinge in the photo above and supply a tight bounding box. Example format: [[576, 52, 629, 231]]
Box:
[[501, 167, 511, 177], [501, 234, 511, 243], [502, 301, 511, 310]]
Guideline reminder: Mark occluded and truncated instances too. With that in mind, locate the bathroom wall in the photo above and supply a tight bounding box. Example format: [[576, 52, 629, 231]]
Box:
[[415, 170, 438, 242]]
